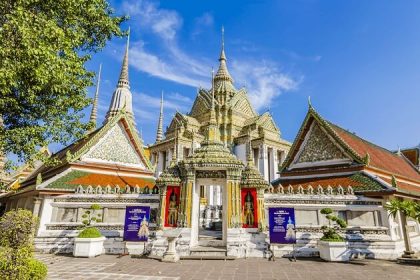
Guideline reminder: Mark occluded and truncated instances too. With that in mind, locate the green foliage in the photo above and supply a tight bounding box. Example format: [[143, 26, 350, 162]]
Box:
[[320, 208, 347, 242], [81, 204, 102, 227], [385, 199, 420, 222], [0, 0, 126, 166], [78, 227, 102, 238], [27, 259, 47, 280], [0, 209, 46, 279], [0, 209, 39, 249]]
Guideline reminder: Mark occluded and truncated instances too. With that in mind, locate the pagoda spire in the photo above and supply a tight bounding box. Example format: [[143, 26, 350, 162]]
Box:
[[104, 27, 135, 125], [205, 69, 220, 143], [214, 26, 234, 87], [89, 63, 102, 131], [156, 91, 164, 142], [118, 27, 130, 88]]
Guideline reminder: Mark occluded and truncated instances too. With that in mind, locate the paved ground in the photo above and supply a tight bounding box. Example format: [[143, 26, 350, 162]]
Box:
[[36, 254, 420, 280]]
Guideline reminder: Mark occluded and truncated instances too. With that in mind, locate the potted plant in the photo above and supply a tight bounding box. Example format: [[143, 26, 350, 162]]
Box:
[[318, 208, 349, 262], [73, 204, 106, 257]]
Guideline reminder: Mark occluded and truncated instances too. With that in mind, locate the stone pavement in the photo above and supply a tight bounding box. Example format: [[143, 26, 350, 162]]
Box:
[[36, 254, 420, 280]]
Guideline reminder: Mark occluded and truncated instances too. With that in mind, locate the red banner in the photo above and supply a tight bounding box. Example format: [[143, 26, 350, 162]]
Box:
[[165, 186, 180, 227], [241, 188, 258, 228]]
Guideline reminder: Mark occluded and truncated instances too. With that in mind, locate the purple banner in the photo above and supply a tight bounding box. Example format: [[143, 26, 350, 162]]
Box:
[[269, 207, 296, 244], [123, 206, 150, 242]]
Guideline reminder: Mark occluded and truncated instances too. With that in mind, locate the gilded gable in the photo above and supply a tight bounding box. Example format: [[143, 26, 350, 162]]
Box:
[[295, 122, 348, 164], [82, 122, 145, 168]]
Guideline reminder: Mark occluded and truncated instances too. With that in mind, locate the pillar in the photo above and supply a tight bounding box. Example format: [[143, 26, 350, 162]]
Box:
[[158, 186, 167, 228], [32, 197, 42, 218], [258, 144, 269, 181]]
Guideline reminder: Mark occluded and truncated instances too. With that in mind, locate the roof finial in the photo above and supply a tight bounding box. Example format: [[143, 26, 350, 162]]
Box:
[[156, 91, 164, 142], [118, 27, 130, 88], [89, 63, 102, 131], [308, 96, 312, 108], [219, 26, 226, 61]]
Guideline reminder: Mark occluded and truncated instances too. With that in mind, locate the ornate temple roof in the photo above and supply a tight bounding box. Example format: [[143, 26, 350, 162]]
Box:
[[240, 138, 269, 189], [278, 105, 420, 197], [20, 111, 153, 190]]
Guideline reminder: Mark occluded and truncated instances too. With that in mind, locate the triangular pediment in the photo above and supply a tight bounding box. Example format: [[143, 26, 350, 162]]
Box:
[[289, 121, 352, 169], [258, 113, 280, 133], [81, 121, 146, 169], [190, 91, 211, 117], [230, 90, 257, 118]]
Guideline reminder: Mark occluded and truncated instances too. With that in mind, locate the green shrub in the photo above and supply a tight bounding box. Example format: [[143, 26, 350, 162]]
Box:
[[78, 227, 102, 238], [0, 209, 47, 279], [320, 208, 347, 242], [0, 209, 39, 249], [27, 258, 47, 280], [81, 204, 102, 226]]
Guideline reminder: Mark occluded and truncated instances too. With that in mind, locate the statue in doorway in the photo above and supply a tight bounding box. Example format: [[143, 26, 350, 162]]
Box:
[[167, 190, 178, 226], [243, 191, 255, 227]]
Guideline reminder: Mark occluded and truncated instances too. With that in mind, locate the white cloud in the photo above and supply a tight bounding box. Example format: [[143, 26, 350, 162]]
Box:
[[120, 0, 298, 112], [231, 60, 299, 111], [192, 12, 214, 38], [121, 0, 210, 87]]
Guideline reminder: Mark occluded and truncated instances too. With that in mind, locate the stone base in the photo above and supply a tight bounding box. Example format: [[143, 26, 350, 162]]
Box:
[[73, 237, 106, 258], [319, 241, 350, 262]]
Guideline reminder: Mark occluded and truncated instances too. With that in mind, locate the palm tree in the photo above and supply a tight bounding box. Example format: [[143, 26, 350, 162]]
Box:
[[385, 199, 417, 258]]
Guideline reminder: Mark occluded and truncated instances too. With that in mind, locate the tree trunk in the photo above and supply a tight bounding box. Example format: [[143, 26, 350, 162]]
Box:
[[399, 210, 414, 258]]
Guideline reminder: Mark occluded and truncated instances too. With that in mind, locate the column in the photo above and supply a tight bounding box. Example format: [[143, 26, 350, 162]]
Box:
[[158, 186, 167, 228], [258, 144, 269, 181], [32, 197, 42, 217], [273, 148, 279, 180]]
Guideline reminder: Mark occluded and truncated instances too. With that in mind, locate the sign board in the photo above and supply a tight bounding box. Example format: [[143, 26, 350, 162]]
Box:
[[268, 207, 296, 244], [123, 206, 150, 242]]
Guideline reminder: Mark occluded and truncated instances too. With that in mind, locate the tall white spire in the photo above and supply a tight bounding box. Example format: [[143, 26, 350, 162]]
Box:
[[104, 27, 135, 125], [156, 91, 164, 142], [89, 63, 102, 131]]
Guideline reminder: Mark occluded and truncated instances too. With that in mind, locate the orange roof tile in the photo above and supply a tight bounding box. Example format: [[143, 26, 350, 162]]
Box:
[[69, 173, 155, 188], [330, 123, 420, 181]]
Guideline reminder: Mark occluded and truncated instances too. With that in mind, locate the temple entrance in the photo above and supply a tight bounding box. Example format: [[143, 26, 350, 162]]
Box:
[[198, 184, 223, 242], [190, 177, 226, 247]]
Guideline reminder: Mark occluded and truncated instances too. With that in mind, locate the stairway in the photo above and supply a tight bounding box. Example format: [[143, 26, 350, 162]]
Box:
[[181, 246, 235, 260]]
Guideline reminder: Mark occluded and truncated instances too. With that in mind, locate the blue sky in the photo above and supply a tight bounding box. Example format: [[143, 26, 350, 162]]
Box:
[[82, 0, 420, 152]]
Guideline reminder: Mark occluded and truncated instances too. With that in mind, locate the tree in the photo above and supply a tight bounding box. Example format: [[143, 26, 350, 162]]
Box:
[[0, 0, 126, 167], [320, 208, 347, 242], [385, 199, 419, 258]]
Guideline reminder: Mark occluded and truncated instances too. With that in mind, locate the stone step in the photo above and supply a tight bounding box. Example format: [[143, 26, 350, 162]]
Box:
[[198, 239, 225, 247], [180, 255, 236, 260], [189, 246, 227, 258]]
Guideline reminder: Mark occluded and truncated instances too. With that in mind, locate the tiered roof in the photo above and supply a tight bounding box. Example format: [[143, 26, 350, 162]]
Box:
[[276, 106, 420, 197]]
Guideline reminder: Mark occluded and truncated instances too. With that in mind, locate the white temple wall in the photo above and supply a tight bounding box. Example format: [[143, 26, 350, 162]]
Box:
[[34, 193, 160, 254], [263, 193, 420, 259]]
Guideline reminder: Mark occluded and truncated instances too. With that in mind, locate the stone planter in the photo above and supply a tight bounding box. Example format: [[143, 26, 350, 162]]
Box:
[[73, 236, 106, 258], [319, 240, 350, 262]]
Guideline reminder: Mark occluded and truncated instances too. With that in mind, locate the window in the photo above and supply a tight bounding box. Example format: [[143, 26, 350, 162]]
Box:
[[200, 185, 205, 198]]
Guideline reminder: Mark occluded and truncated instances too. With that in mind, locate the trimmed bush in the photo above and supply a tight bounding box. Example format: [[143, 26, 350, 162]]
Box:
[[78, 227, 102, 238], [320, 207, 347, 242], [0, 209, 46, 279], [27, 258, 48, 280], [0, 209, 39, 249]]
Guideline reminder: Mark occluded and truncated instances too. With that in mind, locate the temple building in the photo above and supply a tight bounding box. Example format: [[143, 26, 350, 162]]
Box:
[[148, 30, 291, 184], [0, 28, 419, 260], [269, 105, 420, 259]]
